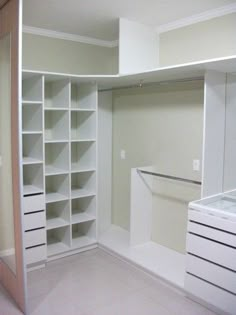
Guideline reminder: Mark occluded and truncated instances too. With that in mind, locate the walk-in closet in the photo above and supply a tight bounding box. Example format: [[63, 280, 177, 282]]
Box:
[[0, 1, 236, 314]]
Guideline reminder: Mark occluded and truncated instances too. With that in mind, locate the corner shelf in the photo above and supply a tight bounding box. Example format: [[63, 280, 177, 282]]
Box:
[[46, 200, 70, 230], [71, 196, 96, 224], [47, 226, 70, 256], [71, 221, 96, 248], [71, 83, 97, 110], [45, 80, 70, 109], [45, 110, 69, 142], [45, 142, 69, 176], [71, 111, 96, 141], [46, 174, 69, 203]]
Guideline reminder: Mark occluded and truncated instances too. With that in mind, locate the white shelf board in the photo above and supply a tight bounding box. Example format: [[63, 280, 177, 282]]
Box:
[[45, 165, 69, 176], [46, 218, 69, 230], [47, 240, 70, 256], [22, 100, 43, 104], [22, 131, 43, 135], [72, 213, 96, 224], [23, 157, 43, 165], [99, 225, 186, 289], [45, 139, 69, 144], [70, 108, 96, 112], [23, 185, 44, 196], [71, 188, 95, 199], [70, 139, 96, 143], [46, 192, 68, 203], [71, 167, 96, 174], [44, 107, 68, 111], [72, 235, 96, 249], [23, 55, 236, 89]]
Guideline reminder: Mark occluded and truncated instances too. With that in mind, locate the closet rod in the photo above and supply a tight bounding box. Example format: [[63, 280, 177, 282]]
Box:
[[99, 76, 203, 92], [137, 169, 201, 185]]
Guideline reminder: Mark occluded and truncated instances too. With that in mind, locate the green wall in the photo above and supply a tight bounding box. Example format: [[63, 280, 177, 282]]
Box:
[[112, 81, 204, 252], [23, 33, 118, 74]]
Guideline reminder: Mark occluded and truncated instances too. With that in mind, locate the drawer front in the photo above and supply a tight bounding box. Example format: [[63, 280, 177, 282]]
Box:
[[24, 229, 46, 248], [189, 209, 236, 234], [23, 194, 45, 214], [25, 245, 46, 265], [186, 254, 236, 294], [24, 211, 45, 231], [187, 233, 236, 271], [188, 221, 236, 247], [185, 274, 236, 315]]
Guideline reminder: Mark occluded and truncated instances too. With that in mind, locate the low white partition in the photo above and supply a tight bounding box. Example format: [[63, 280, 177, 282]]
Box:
[[130, 166, 153, 246]]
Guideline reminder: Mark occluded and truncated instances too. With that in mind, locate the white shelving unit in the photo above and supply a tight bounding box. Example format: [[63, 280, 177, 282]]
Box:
[[21, 72, 98, 264]]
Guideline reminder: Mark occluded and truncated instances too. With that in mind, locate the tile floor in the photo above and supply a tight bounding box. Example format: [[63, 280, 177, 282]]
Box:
[[0, 249, 218, 315]]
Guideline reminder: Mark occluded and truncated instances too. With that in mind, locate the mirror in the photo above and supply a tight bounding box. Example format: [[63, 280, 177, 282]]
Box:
[[0, 33, 16, 274]]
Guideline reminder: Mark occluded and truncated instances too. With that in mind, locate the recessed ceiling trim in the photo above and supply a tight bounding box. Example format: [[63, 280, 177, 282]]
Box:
[[23, 25, 119, 48], [157, 3, 236, 33]]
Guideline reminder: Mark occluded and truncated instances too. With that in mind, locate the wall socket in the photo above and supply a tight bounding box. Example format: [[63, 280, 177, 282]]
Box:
[[193, 159, 200, 171], [120, 150, 126, 160]]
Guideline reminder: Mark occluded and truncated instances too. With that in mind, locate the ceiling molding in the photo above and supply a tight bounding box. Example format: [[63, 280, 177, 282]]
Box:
[[157, 3, 236, 33], [23, 25, 118, 48]]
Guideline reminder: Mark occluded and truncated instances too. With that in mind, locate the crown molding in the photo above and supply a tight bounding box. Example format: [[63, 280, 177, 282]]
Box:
[[23, 25, 118, 48], [157, 3, 236, 33]]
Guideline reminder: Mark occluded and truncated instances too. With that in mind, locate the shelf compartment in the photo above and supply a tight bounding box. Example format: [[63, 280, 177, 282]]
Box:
[[45, 110, 69, 141], [71, 196, 96, 224], [71, 141, 96, 172], [71, 83, 97, 110], [71, 111, 96, 141], [72, 221, 96, 248], [23, 134, 43, 162], [71, 172, 96, 200], [22, 103, 42, 133], [23, 164, 44, 196], [47, 226, 70, 256], [46, 174, 69, 203], [45, 80, 70, 109], [45, 142, 69, 175], [23, 157, 43, 165], [46, 200, 70, 230], [22, 75, 43, 102]]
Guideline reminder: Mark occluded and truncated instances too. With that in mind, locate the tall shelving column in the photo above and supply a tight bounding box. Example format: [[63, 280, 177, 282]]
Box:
[[70, 82, 98, 249], [44, 79, 71, 257], [22, 73, 46, 267]]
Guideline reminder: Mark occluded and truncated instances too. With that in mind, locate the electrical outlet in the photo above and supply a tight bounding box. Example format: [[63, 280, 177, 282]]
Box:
[[120, 150, 126, 160], [193, 159, 200, 171]]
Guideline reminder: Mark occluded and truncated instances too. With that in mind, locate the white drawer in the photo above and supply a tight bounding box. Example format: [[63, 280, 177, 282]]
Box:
[[25, 245, 46, 265], [189, 209, 236, 234], [23, 194, 45, 214], [24, 229, 46, 248], [186, 254, 236, 294], [187, 233, 236, 271], [185, 273, 236, 315], [188, 221, 236, 247], [24, 211, 45, 231]]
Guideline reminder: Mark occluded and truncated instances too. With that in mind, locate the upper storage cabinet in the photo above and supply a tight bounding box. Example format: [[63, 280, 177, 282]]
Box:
[[45, 80, 70, 109], [71, 83, 97, 110], [22, 74, 43, 103]]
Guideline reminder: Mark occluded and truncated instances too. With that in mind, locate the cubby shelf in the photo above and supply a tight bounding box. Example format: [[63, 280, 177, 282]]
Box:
[[71, 189, 95, 199], [22, 73, 97, 261], [22, 157, 43, 165], [47, 218, 69, 230], [72, 213, 96, 225]]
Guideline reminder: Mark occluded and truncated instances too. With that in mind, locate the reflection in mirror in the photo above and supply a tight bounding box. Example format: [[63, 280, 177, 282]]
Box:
[[0, 33, 16, 274]]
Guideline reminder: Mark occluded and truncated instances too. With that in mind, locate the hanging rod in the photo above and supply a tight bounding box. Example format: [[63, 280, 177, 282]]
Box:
[[99, 76, 203, 92], [137, 169, 201, 185]]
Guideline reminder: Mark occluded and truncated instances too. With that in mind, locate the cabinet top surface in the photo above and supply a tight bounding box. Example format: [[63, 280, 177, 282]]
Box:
[[23, 55, 236, 90]]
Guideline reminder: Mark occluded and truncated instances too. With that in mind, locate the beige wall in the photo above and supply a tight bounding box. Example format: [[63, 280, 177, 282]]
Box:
[[23, 33, 118, 74], [160, 13, 236, 66], [112, 81, 204, 252]]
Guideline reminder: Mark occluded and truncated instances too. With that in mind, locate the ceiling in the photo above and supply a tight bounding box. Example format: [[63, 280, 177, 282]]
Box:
[[23, 0, 236, 41]]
